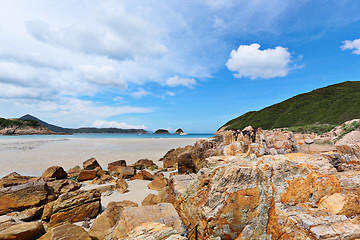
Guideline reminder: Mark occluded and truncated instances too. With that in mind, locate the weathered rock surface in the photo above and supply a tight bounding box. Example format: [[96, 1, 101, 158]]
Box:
[[0, 182, 53, 215], [110, 203, 186, 239], [130, 170, 154, 181], [148, 176, 168, 191], [46, 179, 81, 196], [122, 222, 187, 240], [115, 179, 129, 193], [0, 216, 17, 231], [41, 166, 67, 181], [131, 159, 158, 171], [108, 160, 127, 174], [0, 173, 37, 188], [83, 157, 102, 170], [17, 206, 43, 221], [318, 193, 360, 217], [38, 223, 91, 240], [42, 189, 101, 227], [77, 169, 97, 181], [89, 200, 138, 240], [0, 221, 45, 240]]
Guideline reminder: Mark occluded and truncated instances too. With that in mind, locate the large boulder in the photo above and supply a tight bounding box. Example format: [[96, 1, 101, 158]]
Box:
[[38, 223, 91, 240], [41, 166, 67, 181], [0, 182, 54, 215], [131, 159, 158, 171], [77, 169, 97, 181], [177, 151, 196, 174], [46, 179, 81, 196], [0, 173, 37, 188], [89, 200, 138, 240], [42, 189, 101, 227], [148, 176, 168, 191], [172, 154, 342, 239], [0, 221, 45, 240], [130, 170, 154, 181], [83, 157, 102, 170], [318, 193, 360, 217], [110, 203, 186, 239], [108, 160, 127, 173], [17, 206, 43, 221]]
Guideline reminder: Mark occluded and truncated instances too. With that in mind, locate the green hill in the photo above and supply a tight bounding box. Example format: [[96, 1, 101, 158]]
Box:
[[221, 81, 360, 131], [0, 118, 41, 129]]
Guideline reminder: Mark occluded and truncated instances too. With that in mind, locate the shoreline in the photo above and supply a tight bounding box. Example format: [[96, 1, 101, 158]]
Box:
[[0, 137, 204, 177]]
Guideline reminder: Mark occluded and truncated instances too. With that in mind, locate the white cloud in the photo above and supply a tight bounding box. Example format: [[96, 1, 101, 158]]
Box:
[[341, 39, 360, 55], [131, 88, 151, 99], [166, 76, 196, 88], [166, 91, 175, 96], [93, 120, 146, 129], [226, 43, 291, 79]]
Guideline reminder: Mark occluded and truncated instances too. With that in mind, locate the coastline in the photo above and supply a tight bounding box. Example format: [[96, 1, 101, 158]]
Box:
[[0, 137, 205, 177]]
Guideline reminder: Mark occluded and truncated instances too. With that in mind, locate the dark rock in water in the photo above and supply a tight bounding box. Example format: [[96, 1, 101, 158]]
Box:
[[83, 157, 102, 170], [154, 129, 170, 134], [174, 128, 184, 134], [41, 166, 67, 181]]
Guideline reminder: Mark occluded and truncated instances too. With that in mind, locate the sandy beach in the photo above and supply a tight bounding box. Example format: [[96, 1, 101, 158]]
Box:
[[0, 137, 202, 178]]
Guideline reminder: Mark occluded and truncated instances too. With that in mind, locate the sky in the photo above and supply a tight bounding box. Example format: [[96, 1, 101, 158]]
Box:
[[1, 0, 360, 133]]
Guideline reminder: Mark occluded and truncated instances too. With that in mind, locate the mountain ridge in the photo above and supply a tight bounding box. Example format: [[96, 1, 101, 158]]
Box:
[[221, 81, 360, 130]]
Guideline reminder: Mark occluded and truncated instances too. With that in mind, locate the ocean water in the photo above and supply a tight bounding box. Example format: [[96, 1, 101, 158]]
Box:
[[0, 133, 214, 140]]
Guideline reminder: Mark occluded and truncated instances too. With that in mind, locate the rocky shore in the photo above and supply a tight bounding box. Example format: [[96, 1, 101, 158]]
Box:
[[0, 120, 360, 239]]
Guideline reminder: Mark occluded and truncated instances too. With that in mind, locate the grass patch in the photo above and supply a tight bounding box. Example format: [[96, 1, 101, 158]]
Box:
[[287, 124, 336, 135], [336, 121, 360, 140]]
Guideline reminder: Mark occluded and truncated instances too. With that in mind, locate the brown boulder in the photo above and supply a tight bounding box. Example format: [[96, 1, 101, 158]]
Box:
[[177, 151, 196, 174], [147, 176, 168, 191], [46, 179, 81, 196], [110, 203, 186, 239], [122, 222, 187, 240], [0, 182, 54, 215], [90, 170, 114, 185], [108, 160, 127, 173], [111, 166, 136, 179], [38, 223, 91, 240], [131, 159, 158, 171], [0, 221, 45, 240], [77, 170, 97, 181], [67, 166, 82, 178], [17, 206, 43, 221], [130, 170, 154, 181], [83, 157, 102, 170], [115, 179, 129, 193], [142, 189, 170, 206], [41, 166, 67, 181], [0, 216, 17, 231], [0, 173, 36, 188], [89, 200, 138, 240], [41, 189, 101, 227], [318, 193, 360, 217]]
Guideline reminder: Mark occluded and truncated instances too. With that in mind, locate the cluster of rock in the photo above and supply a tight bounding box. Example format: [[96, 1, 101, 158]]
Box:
[[0, 126, 55, 135], [1, 119, 360, 239]]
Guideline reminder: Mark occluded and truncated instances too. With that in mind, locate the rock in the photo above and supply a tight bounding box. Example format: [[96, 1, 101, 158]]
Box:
[[318, 193, 360, 217], [83, 157, 102, 170], [110, 203, 186, 239], [46, 179, 81, 196], [67, 166, 82, 178], [130, 170, 154, 181], [174, 128, 184, 134], [142, 189, 170, 206], [115, 179, 129, 193], [41, 189, 101, 227], [172, 154, 342, 239], [89, 200, 138, 240], [111, 166, 136, 179], [41, 166, 67, 181], [122, 222, 186, 240], [17, 206, 43, 221], [108, 160, 127, 173], [38, 223, 91, 240], [0, 221, 45, 240], [0, 182, 54, 215], [177, 151, 196, 174], [77, 169, 97, 181], [0, 216, 17, 231], [148, 176, 168, 191], [131, 159, 158, 171], [0, 173, 36, 188]]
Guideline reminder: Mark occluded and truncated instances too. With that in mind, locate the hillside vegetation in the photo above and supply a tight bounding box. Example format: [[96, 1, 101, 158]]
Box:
[[221, 81, 360, 131], [0, 118, 41, 129]]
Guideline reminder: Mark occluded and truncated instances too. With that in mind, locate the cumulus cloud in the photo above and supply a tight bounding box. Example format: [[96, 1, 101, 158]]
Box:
[[166, 76, 196, 88], [93, 120, 146, 129], [131, 88, 151, 99], [226, 43, 291, 79], [341, 39, 360, 55]]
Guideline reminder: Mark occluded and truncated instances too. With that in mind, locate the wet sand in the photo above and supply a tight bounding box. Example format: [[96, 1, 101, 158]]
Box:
[[0, 137, 201, 177]]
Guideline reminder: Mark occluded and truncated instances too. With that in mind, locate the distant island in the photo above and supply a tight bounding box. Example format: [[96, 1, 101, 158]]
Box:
[[154, 129, 170, 134], [0, 114, 148, 135], [174, 128, 184, 134]]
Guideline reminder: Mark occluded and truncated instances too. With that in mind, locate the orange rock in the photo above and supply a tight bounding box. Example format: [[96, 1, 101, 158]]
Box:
[[77, 170, 97, 181], [147, 176, 168, 191], [115, 179, 129, 193], [130, 170, 154, 181], [83, 157, 102, 170], [318, 193, 360, 217], [41, 166, 67, 181]]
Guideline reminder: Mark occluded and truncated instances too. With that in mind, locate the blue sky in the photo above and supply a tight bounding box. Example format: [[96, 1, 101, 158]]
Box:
[[1, 0, 360, 133]]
